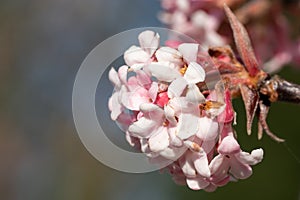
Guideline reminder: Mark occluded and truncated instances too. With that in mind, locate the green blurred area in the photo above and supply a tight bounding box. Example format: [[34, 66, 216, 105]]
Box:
[[0, 0, 299, 200]]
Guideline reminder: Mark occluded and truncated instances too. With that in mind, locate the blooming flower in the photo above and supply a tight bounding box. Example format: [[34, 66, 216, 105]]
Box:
[[159, 0, 226, 49], [124, 30, 160, 70], [108, 30, 265, 191], [186, 135, 263, 192]]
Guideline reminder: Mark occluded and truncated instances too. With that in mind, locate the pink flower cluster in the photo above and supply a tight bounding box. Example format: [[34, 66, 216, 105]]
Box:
[[160, 0, 226, 48], [160, 0, 300, 73], [108, 31, 263, 191]]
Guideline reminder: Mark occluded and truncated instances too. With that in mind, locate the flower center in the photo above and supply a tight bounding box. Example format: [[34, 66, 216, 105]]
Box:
[[163, 120, 169, 127], [180, 65, 188, 75], [199, 100, 224, 111]]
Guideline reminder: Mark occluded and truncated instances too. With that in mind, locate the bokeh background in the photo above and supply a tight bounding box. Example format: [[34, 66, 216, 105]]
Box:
[[0, 0, 299, 199]]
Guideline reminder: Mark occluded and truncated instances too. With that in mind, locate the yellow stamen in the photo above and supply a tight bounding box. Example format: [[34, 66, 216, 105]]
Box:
[[191, 142, 201, 152], [180, 65, 188, 75], [200, 100, 224, 110], [128, 68, 134, 72], [163, 120, 169, 127]]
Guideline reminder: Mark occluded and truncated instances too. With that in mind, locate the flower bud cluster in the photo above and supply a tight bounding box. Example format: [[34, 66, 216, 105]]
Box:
[[108, 31, 263, 191]]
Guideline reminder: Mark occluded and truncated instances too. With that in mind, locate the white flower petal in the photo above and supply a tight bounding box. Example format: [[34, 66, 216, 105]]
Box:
[[250, 149, 264, 163], [138, 30, 160, 56], [121, 87, 150, 110], [209, 154, 225, 175], [136, 70, 152, 88], [148, 127, 170, 152], [194, 151, 211, 178], [120, 87, 128, 100], [139, 103, 163, 114], [167, 77, 187, 98], [130, 63, 146, 71], [128, 104, 164, 138], [164, 104, 177, 125], [177, 113, 200, 140], [118, 65, 128, 84], [124, 45, 150, 67], [196, 117, 219, 141], [229, 156, 253, 179], [168, 126, 183, 147], [148, 82, 158, 102], [184, 62, 205, 84], [186, 178, 210, 190], [159, 147, 185, 160], [126, 76, 139, 91], [108, 67, 121, 88], [209, 155, 230, 183], [155, 46, 183, 64], [128, 117, 158, 138], [186, 84, 205, 103], [178, 43, 199, 63], [167, 97, 193, 113], [218, 135, 241, 155], [237, 148, 264, 165], [108, 92, 122, 120], [206, 105, 226, 119], [147, 63, 181, 82], [179, 152, 197, 177], [116, 112, 135, 131]]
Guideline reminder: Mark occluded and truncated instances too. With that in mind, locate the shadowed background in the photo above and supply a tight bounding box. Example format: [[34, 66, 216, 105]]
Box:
[[0, 0, 299, 199]]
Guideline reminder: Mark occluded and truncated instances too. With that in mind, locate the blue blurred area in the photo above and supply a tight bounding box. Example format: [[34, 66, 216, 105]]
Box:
[[0, 0, 299, 200]]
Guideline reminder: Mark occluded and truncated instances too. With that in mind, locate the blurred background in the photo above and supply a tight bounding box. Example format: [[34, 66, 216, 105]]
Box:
[[0, 0, 299, 199]]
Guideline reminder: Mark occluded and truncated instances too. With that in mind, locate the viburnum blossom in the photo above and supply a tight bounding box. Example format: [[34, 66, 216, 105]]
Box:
[[159, 0, 300, 73], [159, 0, 226, 48], [104, 1, 300, 193], [108, 30, 264, 191]]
